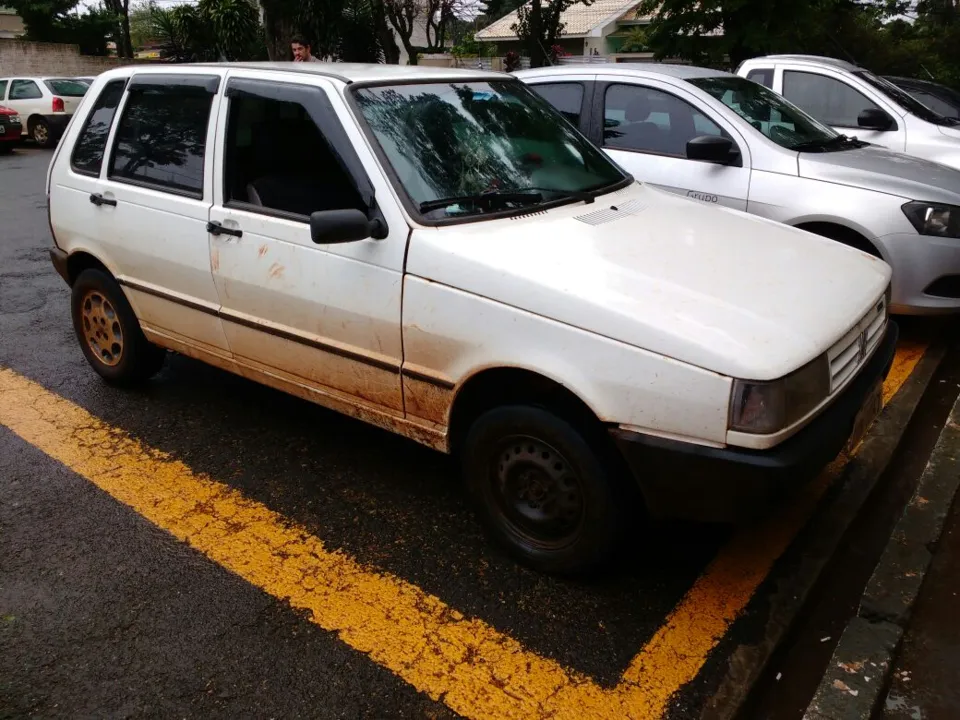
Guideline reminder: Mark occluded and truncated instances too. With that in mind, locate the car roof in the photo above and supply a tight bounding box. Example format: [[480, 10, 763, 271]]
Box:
[[153, 62, 507, 85], [516, 63, 734, 81], [744, 54, 859, 71]]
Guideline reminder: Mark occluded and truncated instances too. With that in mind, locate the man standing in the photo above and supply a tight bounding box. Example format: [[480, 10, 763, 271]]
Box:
[[291, 36, 320, 62]]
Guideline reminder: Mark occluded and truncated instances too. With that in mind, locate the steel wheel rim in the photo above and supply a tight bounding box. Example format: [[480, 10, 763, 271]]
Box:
[[493, 435, 585, 549], [80, 291, 123, 367], [33, 124, 48, 144]]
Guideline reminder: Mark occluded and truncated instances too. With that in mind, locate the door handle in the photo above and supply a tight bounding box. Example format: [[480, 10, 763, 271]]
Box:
[[89, 193, 117, 207], [206, 221, 243, 238]]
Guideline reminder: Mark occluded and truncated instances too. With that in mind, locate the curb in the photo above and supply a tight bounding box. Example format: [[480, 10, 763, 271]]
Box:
[[701, 346, 945, 720], [803, 392, 960, 720]]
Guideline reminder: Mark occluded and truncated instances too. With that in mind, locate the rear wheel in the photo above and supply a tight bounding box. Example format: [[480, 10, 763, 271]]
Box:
[[70, 269, 166, 385], [30, 118, 53, 149], [462, 405, 623, 574]]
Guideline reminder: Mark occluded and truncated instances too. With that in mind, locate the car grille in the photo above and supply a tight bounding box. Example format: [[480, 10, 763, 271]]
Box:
[[827, 294, 887, 393]]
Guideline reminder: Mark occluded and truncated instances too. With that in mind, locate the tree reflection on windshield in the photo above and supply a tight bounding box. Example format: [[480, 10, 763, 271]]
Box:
[[354, 81, 624, 217]]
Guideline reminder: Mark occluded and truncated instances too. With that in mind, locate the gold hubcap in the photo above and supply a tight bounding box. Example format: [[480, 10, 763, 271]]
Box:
[[81, 291, 123, 367]]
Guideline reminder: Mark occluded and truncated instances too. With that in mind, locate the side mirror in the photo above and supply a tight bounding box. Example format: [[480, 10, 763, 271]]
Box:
[[309, 209, 386, 245], [686, 135, 739, 164], [857, 108, 895, 131]]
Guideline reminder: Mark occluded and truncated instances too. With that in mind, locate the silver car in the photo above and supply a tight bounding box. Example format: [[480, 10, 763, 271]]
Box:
[[736, 55, 960, 171], [516, 64, 960, 315]]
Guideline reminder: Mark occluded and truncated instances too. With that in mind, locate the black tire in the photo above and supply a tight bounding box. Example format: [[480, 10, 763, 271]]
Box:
[[30, 118, 54, 149], [71, 268, 166, 385], [462, 405, 622, 575]]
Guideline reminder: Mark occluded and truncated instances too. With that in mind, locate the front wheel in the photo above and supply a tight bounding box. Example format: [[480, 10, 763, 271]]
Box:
[[71, 269, 166, 385], [462, 405, 623, 574]]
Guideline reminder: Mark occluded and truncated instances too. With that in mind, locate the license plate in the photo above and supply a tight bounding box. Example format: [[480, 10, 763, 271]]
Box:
[[845, 380, 883, 455]]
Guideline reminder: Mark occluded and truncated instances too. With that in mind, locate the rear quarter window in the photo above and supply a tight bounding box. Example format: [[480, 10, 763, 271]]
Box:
[[71, 80, 128, 177]]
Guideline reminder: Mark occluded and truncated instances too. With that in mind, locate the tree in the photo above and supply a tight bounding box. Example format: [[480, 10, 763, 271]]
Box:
[[150, 0, 265, 62], [102, 0, 134, 57], [512, 0, 591, 67], [7, 0, 119, 55]]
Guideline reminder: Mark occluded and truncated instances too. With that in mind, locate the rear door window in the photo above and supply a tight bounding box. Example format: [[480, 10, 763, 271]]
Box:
[[746, 69, 773, 89], [71, 80, 128, 177], [530, 83, 586, 126], [10, 80, 42, 100], [108, 77, 217, 197]]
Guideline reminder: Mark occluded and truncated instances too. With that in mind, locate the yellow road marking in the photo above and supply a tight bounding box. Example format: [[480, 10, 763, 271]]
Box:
[[0, 341, 926, 719]]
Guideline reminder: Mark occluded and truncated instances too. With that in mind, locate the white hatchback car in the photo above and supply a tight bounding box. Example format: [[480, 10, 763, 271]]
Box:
[[47, 63, 896, 573], [518, 64, 960, 314], [0, 76, 88, 147], [736, 55, 960, 170]]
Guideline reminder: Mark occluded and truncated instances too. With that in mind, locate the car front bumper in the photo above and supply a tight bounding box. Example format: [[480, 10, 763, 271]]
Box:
[[878, 232, 960, 314], [610, 320, 899, 523]]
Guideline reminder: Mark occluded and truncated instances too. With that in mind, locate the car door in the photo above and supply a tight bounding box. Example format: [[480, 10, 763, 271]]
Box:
[[775, 65, 907, 151], [93, 71, 232, 353], [592, 76, 750, 211], [207, 72, 406, 415], [6, 79, 44, 136]]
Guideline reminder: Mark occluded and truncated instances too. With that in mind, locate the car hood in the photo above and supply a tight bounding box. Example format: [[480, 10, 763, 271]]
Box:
[[407, 184, 890, 381], [798, 145, 960, 203]]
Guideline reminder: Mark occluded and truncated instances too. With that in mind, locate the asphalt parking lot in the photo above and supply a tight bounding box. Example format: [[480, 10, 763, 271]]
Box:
[[0, 145, 951, 719]]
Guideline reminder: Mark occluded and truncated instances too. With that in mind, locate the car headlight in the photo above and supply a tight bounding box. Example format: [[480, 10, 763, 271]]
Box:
[[11, 116, 20, 124], [902, 201, 960, 238], [729, 355, 830, 434]]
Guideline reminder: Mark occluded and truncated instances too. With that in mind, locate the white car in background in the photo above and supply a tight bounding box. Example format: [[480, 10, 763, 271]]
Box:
[[0, 76, 89, 147], [736, 55, 960, 170], [519, 64, 960, 314]]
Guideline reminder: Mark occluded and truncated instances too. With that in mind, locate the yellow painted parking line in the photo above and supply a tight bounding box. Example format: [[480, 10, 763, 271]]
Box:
[[0, 341, 926, 720]]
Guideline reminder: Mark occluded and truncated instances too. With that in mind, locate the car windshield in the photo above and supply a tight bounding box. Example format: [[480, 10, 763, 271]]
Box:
[[688, 75, 855, 151], [44, 79, 89, 97], [852, 70, 953, 124], [353, 80, 627, 220]]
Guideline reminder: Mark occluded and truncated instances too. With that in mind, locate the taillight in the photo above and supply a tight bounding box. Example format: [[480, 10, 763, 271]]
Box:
[[52, 96, 65, 113]]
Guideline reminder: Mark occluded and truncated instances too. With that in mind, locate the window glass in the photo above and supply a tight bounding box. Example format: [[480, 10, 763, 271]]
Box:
[[44, 79, 88, 97], [782, 71, 879, 127], [71, 80, 127, 177], [746, 69, 773, 89], [0, 81, 7, 100], [603, 83, 724, 157], [354, 81, 624, 220], [531, 83, 584, 125], [10, 80, 42, 100], [109, 83, 214, 196], [690, 75, 845, 151], [908, 90, 959, 119], [224, 92, 363, 217]]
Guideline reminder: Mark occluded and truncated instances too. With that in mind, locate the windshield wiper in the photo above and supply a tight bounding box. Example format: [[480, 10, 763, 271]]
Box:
[[518, 186, 596, 204], [790, 134, 866, 152], [419, 190, 542, 214]]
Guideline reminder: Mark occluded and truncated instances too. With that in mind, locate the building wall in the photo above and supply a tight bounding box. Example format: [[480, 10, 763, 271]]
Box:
[[0, 40, 143, 76]]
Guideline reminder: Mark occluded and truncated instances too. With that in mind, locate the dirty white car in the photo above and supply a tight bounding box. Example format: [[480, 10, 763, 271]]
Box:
[[47, 63, 896, 573]]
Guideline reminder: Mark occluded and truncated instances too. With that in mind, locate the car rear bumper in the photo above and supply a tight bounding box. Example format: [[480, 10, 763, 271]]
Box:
[[610, 321, 899, 523]]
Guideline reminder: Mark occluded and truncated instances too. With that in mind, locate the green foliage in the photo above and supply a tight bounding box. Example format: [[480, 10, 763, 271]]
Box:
[[638, 0, 960, 89], [512, 0, 592, 67], [450, 31, 493, 58], [150, 0, 266, 62], [617, 26, 649, 53], [7, 0, 119, 55]]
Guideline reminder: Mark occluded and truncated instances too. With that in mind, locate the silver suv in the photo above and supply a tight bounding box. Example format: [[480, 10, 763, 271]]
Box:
[[736, 55, 960, 171], [518, 63, 960, 314]]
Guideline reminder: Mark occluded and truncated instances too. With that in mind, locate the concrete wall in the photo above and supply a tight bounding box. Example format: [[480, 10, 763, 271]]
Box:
[[0, 40, 143, 77]]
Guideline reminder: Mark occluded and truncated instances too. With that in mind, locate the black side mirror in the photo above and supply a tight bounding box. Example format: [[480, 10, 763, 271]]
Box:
[[857, 108, 895, 131], [686, 135, 739, 164], [309, 209, 386, 245]]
